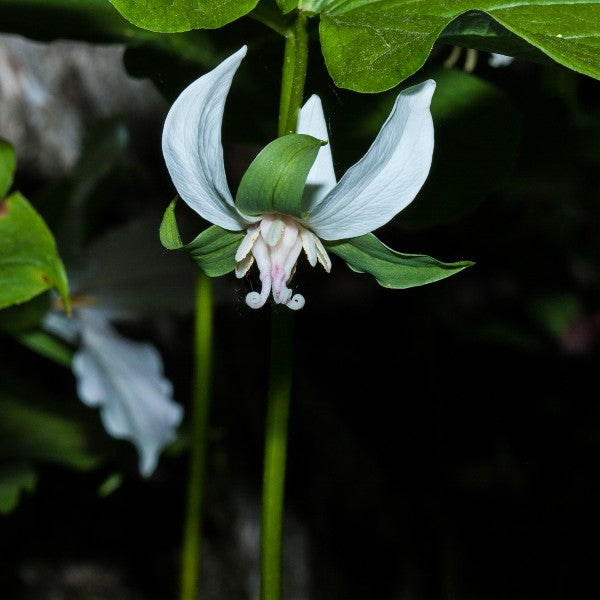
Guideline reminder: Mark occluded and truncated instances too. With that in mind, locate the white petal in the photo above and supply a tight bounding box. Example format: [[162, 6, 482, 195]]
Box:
[[307, 80, 436, 240], [297, 94, 337, 212], [235, 224, 260, 262], [162, 46, 256, 231], [72, 310, 183, 477], [42, 311, 81, 344], [489, 53, 514, 67]]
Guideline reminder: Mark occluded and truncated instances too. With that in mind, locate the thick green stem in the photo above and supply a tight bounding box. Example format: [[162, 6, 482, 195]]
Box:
[[180, 271, 213, 600], [260, 309, 294, 600], [278, 11, 309, 137], [260, 11, 309, 600]]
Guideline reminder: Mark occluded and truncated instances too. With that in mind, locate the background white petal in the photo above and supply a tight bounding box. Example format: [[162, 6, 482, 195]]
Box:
[[72, 310, 183, 477], [297, 94, 337, 213], [162, 46, 256, 231], [489, 53, 514, 67], [307, 80, 436, 240]]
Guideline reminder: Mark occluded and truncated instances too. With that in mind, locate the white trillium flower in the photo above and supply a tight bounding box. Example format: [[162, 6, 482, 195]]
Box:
[[162, 46, 470, 309], [44, 308, 183, 477], [42, 216, 188, 477]]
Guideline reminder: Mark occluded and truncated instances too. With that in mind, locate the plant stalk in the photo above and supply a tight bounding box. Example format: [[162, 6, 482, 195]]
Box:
[[180, 271, 213, 600], [260, 10, 309, 600]]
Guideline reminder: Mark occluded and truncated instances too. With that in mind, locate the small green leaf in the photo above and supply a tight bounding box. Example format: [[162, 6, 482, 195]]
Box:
[[0, 463, 36, 515], [327, 233, 473, 288], [97, 472, 124, 498], [0, 139, 16, 198], [306, 0, 600, 92], [108, 0, 259, 32], [18, 330, 75, 368], [160, 198, 244, 277], [159, 198, 185, 250], [0, 396, 101, 471], [0, 192, 70, 312], [235, 134, 325, 218]]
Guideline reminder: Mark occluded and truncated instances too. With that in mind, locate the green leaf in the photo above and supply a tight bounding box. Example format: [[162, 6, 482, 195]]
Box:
[[18, 330, 75, 368], [0, 192, 70, 312], [108, 0, 260, 32], [97, 472, 124, 498], [277, 0, 299, 14], [160, 198, 244, 277], [0, 463, 36, 515], [235, 134, 325, 218], [0, 139, 16, 198], [0, 396, 101, 470], [327, 233, 473, 288], [304, 0, 600, 92]]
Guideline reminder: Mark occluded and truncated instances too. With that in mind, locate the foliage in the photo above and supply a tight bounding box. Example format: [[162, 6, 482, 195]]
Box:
[[0, 0, 598, 598]]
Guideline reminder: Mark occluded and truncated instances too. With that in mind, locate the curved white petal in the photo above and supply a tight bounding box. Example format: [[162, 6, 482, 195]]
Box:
[[307, 80, 436, 240], [297, 95, 337, 213], [162, 46, 256, 231], [72, 310, 183, 477]]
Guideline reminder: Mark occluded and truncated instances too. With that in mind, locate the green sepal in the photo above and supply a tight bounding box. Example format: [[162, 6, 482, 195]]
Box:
[[160, 198, 244, 277], [108, 0, 259, 32], [326, 233, 474, 288], [235, 134, 326, 219], [0, 139, 16, 198], [0, 192, 70, 313]]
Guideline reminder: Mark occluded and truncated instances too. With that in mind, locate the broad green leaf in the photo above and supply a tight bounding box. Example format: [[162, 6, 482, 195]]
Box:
[[160, 198, 244, 276], [327, 233, 473, 288], [0, 192, 70, 312], [0, 396, 101, 470], [108, 0, 259, 32], [303, 0, 600, 92], [0, 139, 16, 197], [235, 134, 325, 218], [0, 463, 36, 515]]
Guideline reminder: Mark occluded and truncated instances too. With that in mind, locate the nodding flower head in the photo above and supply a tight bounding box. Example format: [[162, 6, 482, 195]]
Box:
[[162, 46, 470, 309]]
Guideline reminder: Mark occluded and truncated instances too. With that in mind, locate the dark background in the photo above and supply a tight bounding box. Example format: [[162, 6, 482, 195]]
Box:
[[0, 13, 599, 600]]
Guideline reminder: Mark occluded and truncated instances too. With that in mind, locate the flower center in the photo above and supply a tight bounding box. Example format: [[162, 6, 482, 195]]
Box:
[[234, 214, 331, 310]]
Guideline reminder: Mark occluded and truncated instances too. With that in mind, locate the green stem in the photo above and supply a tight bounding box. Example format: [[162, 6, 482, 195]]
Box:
[[261, 11, 309, 600], [260, 309, 294, 600], [278, 11, 309, 137], [180, 271, 213, 600]]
